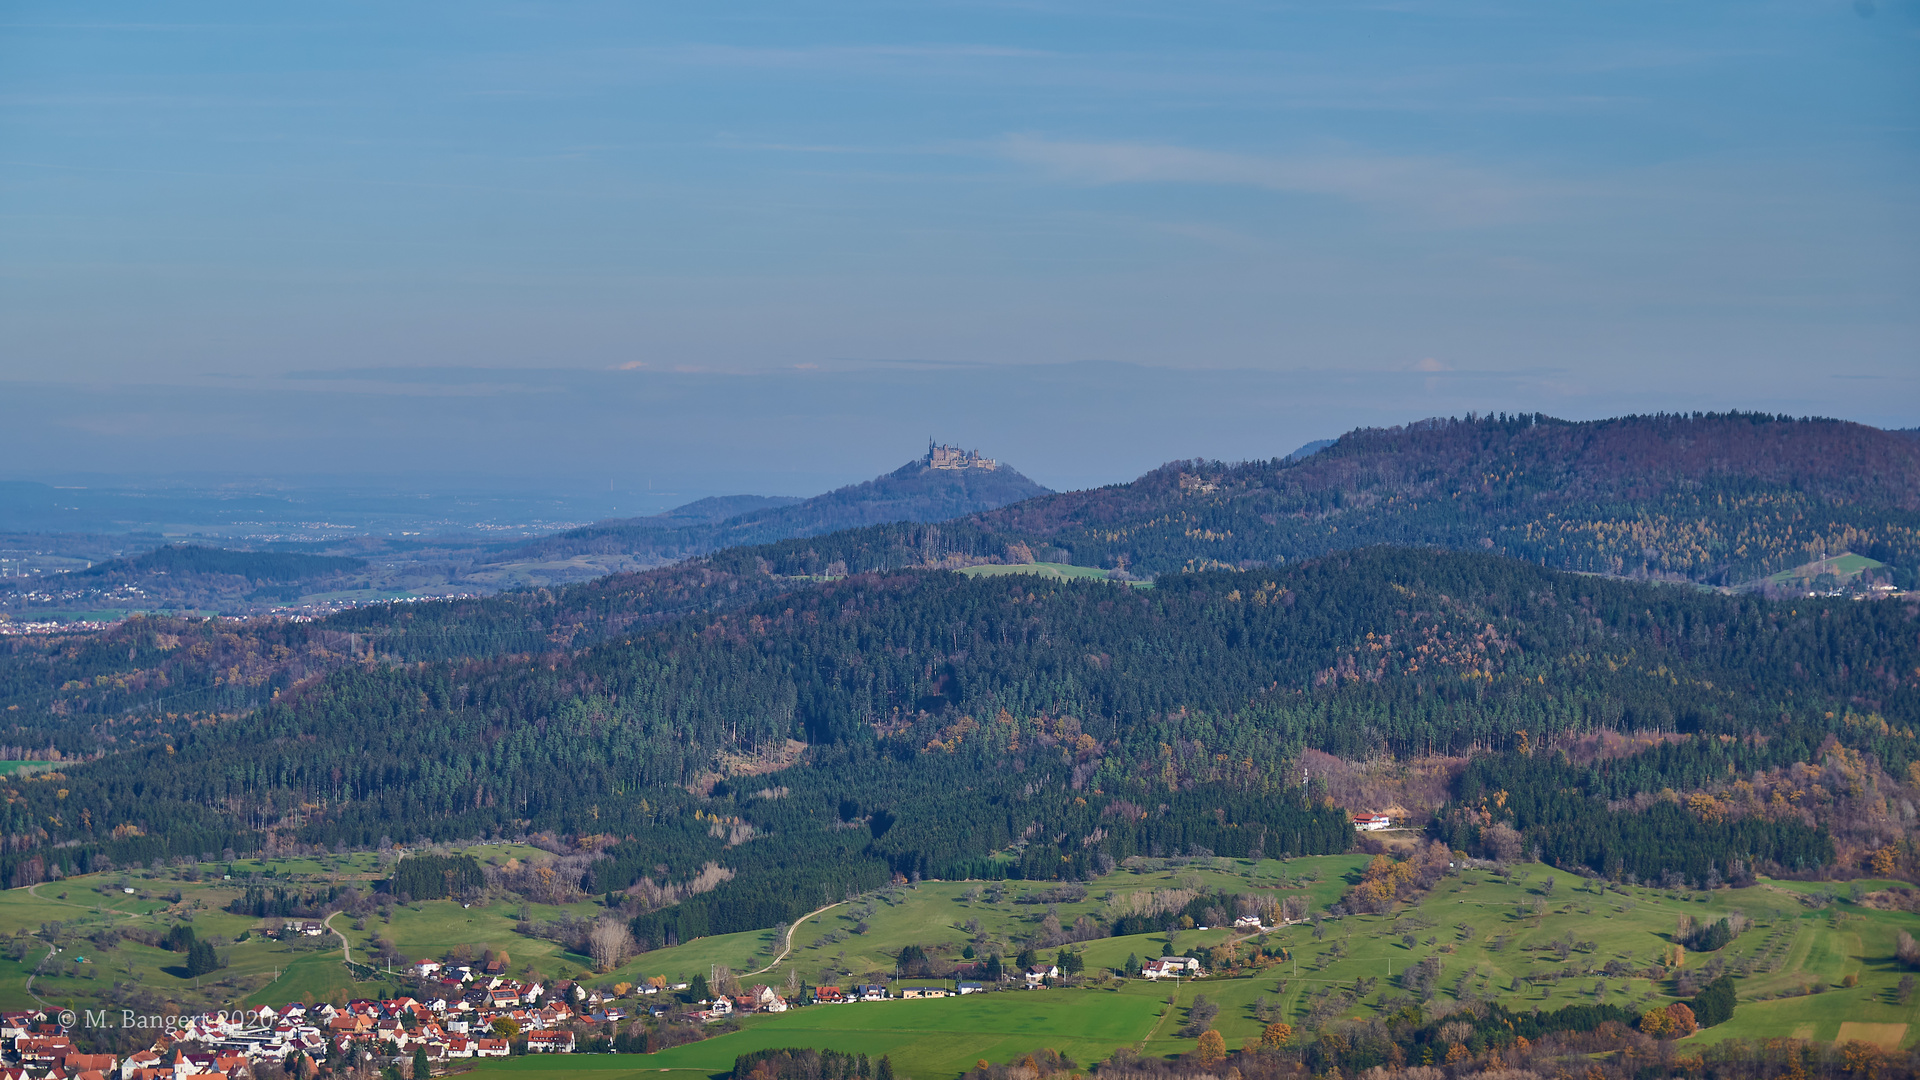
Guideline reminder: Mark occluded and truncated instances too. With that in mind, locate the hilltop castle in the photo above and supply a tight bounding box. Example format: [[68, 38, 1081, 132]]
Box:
[[926, 440, 997, 471]]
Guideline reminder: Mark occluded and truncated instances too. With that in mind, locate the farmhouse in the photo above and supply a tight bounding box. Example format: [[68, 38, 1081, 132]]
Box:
[[1354, 814, 1392, 832], [1142, 957, 1203, 980]]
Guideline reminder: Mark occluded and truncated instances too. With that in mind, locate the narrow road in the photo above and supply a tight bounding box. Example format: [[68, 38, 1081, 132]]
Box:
[[27, 882, 138, 920], [740, 901, 843, 979], [323, 910, 354, 967], [23, 943, 58, 1010]]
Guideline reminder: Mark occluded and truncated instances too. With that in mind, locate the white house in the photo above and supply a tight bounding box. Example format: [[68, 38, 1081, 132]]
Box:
[[1354, 814, 1392, 832], [1142, 957, 1204, 980], [1022, 964, 1060, 988]]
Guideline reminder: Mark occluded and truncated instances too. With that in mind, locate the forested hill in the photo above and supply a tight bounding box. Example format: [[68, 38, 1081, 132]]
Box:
[[75, 544, 365, 582], [937, 413, 1920, 586], [0, 543, 371, 613], [498, 455, 1050, 566], [1, 548, 1913, 936]]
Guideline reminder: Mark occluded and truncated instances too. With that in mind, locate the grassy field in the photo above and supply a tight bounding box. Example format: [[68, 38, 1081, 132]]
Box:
[[470, 988, 1168, 1080], [3, 850, 1918, 1070], [1767, 552, 1887, 587], [957, 563, 1148, 588]]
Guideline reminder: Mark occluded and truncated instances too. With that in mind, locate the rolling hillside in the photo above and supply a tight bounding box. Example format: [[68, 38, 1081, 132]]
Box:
[[0, 547, 1913, 940], [743, 413, 1920, 588]]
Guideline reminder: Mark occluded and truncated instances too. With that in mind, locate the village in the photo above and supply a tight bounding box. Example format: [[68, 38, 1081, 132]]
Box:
[[0, 945, 1226, 1080]]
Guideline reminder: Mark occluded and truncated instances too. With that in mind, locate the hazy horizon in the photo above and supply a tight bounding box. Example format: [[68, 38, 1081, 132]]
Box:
[[3, 2, 1915, 500]]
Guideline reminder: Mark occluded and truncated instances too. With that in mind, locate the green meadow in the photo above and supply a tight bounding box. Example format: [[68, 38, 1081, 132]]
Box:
[[1, 850, 1916, 1070], [475, 989, 1167, 1080], [957, 563, 1147, 587], [1766, 552, 1887, 587]]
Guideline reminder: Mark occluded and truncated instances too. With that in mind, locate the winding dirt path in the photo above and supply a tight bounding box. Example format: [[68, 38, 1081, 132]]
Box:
[[23, 943, 57, 1010], [27, 882, 140, 920], [740, 901, 843, 979], [323, 910, 354, 966]]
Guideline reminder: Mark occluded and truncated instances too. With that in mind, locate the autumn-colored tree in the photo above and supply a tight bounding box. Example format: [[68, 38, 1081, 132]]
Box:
[[1444, 1043, 1471, 1065], [1640, 1008, 1671, 1037], [1666, 1002, 1698, 1038], [1261, 1022, 1292, 1048], [1873, 845, 1898, 876], [1195, 1030, 1226, 1067], [1842, 1041, 1884, 1077], [491, 1016, 521, 1040], [1642, 1002, 1697, 1039]]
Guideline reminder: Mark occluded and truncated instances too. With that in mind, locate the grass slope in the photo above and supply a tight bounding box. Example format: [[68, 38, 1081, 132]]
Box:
[[2, 852, 1918, 1066]]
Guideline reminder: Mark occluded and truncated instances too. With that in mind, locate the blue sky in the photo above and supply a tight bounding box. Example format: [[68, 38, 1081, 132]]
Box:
[[1, 1, 1915, 498]]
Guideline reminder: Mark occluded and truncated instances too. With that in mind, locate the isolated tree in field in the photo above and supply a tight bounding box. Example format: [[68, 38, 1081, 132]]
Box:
[[186, 938, 220, 978], [1690, 972, 1737, 1027], [1196, 1031, 1226, 1067], [1261, 1022, 1292, 1048], [1179, 994, 1219, 1036], [1898, 930, 1920, 968]]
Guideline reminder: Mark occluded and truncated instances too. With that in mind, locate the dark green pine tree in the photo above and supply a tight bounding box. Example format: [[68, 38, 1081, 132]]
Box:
[[1690, 973, 1737, 1027]]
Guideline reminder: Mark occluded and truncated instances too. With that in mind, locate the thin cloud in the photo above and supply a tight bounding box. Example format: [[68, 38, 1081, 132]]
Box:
[[997, 135, 1542, 225], [631, 42, 1059, 71]]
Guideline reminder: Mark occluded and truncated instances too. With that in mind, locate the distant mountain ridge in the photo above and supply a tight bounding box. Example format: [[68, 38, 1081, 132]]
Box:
[[709, 413, 1920, 590], [618, 494, 803, 529], [499, 448, 1050, 565]]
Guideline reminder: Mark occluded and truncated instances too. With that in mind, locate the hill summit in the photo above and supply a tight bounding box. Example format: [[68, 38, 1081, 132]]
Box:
[[501, 445, 1049, 565]]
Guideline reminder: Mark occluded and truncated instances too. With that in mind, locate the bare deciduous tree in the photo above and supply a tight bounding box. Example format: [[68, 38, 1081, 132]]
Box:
[[588, 918, 636, 973]]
